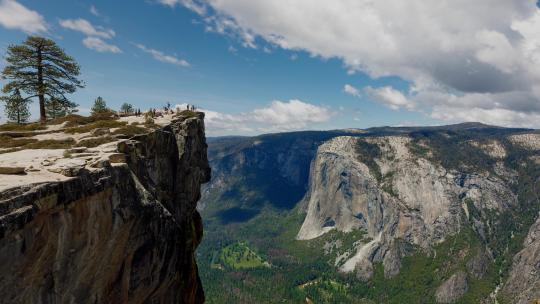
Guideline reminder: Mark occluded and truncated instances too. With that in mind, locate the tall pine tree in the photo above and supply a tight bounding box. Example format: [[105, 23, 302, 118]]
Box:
[[1, 89, 30, 124], [1, 36, 84, 124]]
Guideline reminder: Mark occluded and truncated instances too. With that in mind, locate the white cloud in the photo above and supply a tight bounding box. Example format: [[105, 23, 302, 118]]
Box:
[[0, 0, 47, 33], [343, 84, 360, 97], [157, 0, 206, 14], [364, 86, 415, 111], [90, 5, 100, 17], [431, 106, 540, 128], [175, 99, 333, 135], [179, 0, 540, 127], [252, 99, 332, 127], [135, 43, 190, 67], [83, 37, 121, 53], [59, 18, 115, 39], [59, 18, 121, 54]]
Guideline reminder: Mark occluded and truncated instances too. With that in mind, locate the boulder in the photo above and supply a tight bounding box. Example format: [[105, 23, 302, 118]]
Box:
[[0, 167, 26, 175], [383, 245, 402, 278], [90, 159, 111, 168], [355, 259, 374, 282], [435, 271, 468, 303], [91, 128, 110, 136], [466, 250, 490, 279], [66, 147, 87, 154], [108, 153, 127, 163], [46, 158, 87, 177]]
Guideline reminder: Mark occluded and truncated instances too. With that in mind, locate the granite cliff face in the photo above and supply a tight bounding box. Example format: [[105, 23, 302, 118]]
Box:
[[297, 130, 540, 303], [201, 131, 355, 219], [0, 113, 210, 303], [502, 213, 540, 304]]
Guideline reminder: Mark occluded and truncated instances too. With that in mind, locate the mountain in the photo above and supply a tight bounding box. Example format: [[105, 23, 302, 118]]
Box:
[[197, 123, 540, 303], [0, 113, 210, 303]]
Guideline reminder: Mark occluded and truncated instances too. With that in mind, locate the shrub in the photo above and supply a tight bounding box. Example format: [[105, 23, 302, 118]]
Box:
[[65, 120, 127, 134], [144, 116, 155, 125], [75, 136, 115, 148], [48, 112, 118, 127], [0, 137, 75, 150], [0, 136, 38, 148], [26, 138, 75, 149], [0, 123, 46, 132], [176, 110, 198, 118], [112, 125, 149, 137]]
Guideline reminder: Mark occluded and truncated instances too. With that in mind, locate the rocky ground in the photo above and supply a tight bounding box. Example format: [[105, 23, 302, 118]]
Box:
[[0, 113, 183, 190]]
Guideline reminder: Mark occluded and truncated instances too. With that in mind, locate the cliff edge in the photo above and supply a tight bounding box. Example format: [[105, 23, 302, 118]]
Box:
[[0, 112, 210, 303]]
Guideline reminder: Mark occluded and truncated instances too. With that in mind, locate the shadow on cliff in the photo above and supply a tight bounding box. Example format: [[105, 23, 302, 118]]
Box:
[[214, 167, 306, 224]]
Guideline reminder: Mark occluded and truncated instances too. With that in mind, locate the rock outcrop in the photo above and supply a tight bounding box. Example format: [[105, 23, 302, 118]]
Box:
[[502, 213, 540, 304], [435, 271, 469, 303], [0, 113, 210, 303], [298, 135, 516, 277]]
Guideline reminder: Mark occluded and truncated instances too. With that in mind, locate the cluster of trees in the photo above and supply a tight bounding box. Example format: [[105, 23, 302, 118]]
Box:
[[1, 36, 143, 125]]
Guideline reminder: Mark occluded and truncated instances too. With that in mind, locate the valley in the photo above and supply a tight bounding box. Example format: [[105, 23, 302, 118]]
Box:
[[197, 123, 540, 303]]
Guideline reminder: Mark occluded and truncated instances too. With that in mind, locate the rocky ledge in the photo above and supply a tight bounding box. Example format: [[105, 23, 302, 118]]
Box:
[[0, 112, 210, 303]]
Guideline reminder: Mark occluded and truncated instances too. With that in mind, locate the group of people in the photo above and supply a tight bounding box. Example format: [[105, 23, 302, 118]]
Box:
[[123, 104, 197, 119]]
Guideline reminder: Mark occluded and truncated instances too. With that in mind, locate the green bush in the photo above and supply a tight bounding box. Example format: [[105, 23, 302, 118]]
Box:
[[112, 125, 149, 137], [0, 123, 46, 131], [75, 136, 115, 148], [65, 120, 127, 134]]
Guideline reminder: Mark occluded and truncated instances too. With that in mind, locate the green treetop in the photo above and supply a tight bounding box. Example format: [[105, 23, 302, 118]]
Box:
[[1, 89, 31, 124], [120, 102, 134, 115], [46, 97, 79, 119], [91, 96, 109, 115], [1, 36, 84, 124]]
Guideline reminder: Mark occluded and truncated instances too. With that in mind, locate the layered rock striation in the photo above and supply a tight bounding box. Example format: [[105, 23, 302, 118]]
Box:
[[0, 112, 210, 303]]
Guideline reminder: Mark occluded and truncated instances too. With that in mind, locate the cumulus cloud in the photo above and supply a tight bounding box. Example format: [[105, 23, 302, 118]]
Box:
[[252, 99, 332, 128], [60, 18, 121, 54], [59, 18, 115, 39], [134, 43, 190, 67], [346, 84, 415, 111], [365, 86, 415, 111], [343, 84, 360, 97], [0, 0, 47, 33], [175, 99, 333, 135], [83, 37, 121, 53], [157, 0, 206, 14], [177, 0, 540, 127]]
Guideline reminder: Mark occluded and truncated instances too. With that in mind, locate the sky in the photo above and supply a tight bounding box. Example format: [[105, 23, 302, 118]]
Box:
[[0, 0, 539, 136]]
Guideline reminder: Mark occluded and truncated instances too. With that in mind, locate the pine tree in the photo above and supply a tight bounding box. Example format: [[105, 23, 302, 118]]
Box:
[[91, 96, 108, 115], [120, 102, 134, 115], [1, 36, 84, 123], [1, 89, 30, 124], [45, 97, 78, 119], [62, 99, 79, 115]]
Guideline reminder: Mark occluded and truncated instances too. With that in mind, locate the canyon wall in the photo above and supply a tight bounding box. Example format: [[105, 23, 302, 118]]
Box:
[[0, 113, 210, 303]]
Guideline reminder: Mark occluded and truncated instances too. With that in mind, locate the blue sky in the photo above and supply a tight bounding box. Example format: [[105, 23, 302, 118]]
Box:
[[1, 0, 539, 135]]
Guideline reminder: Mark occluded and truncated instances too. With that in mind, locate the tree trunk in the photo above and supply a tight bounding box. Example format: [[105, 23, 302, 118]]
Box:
[[37, 48, 46, 124]]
